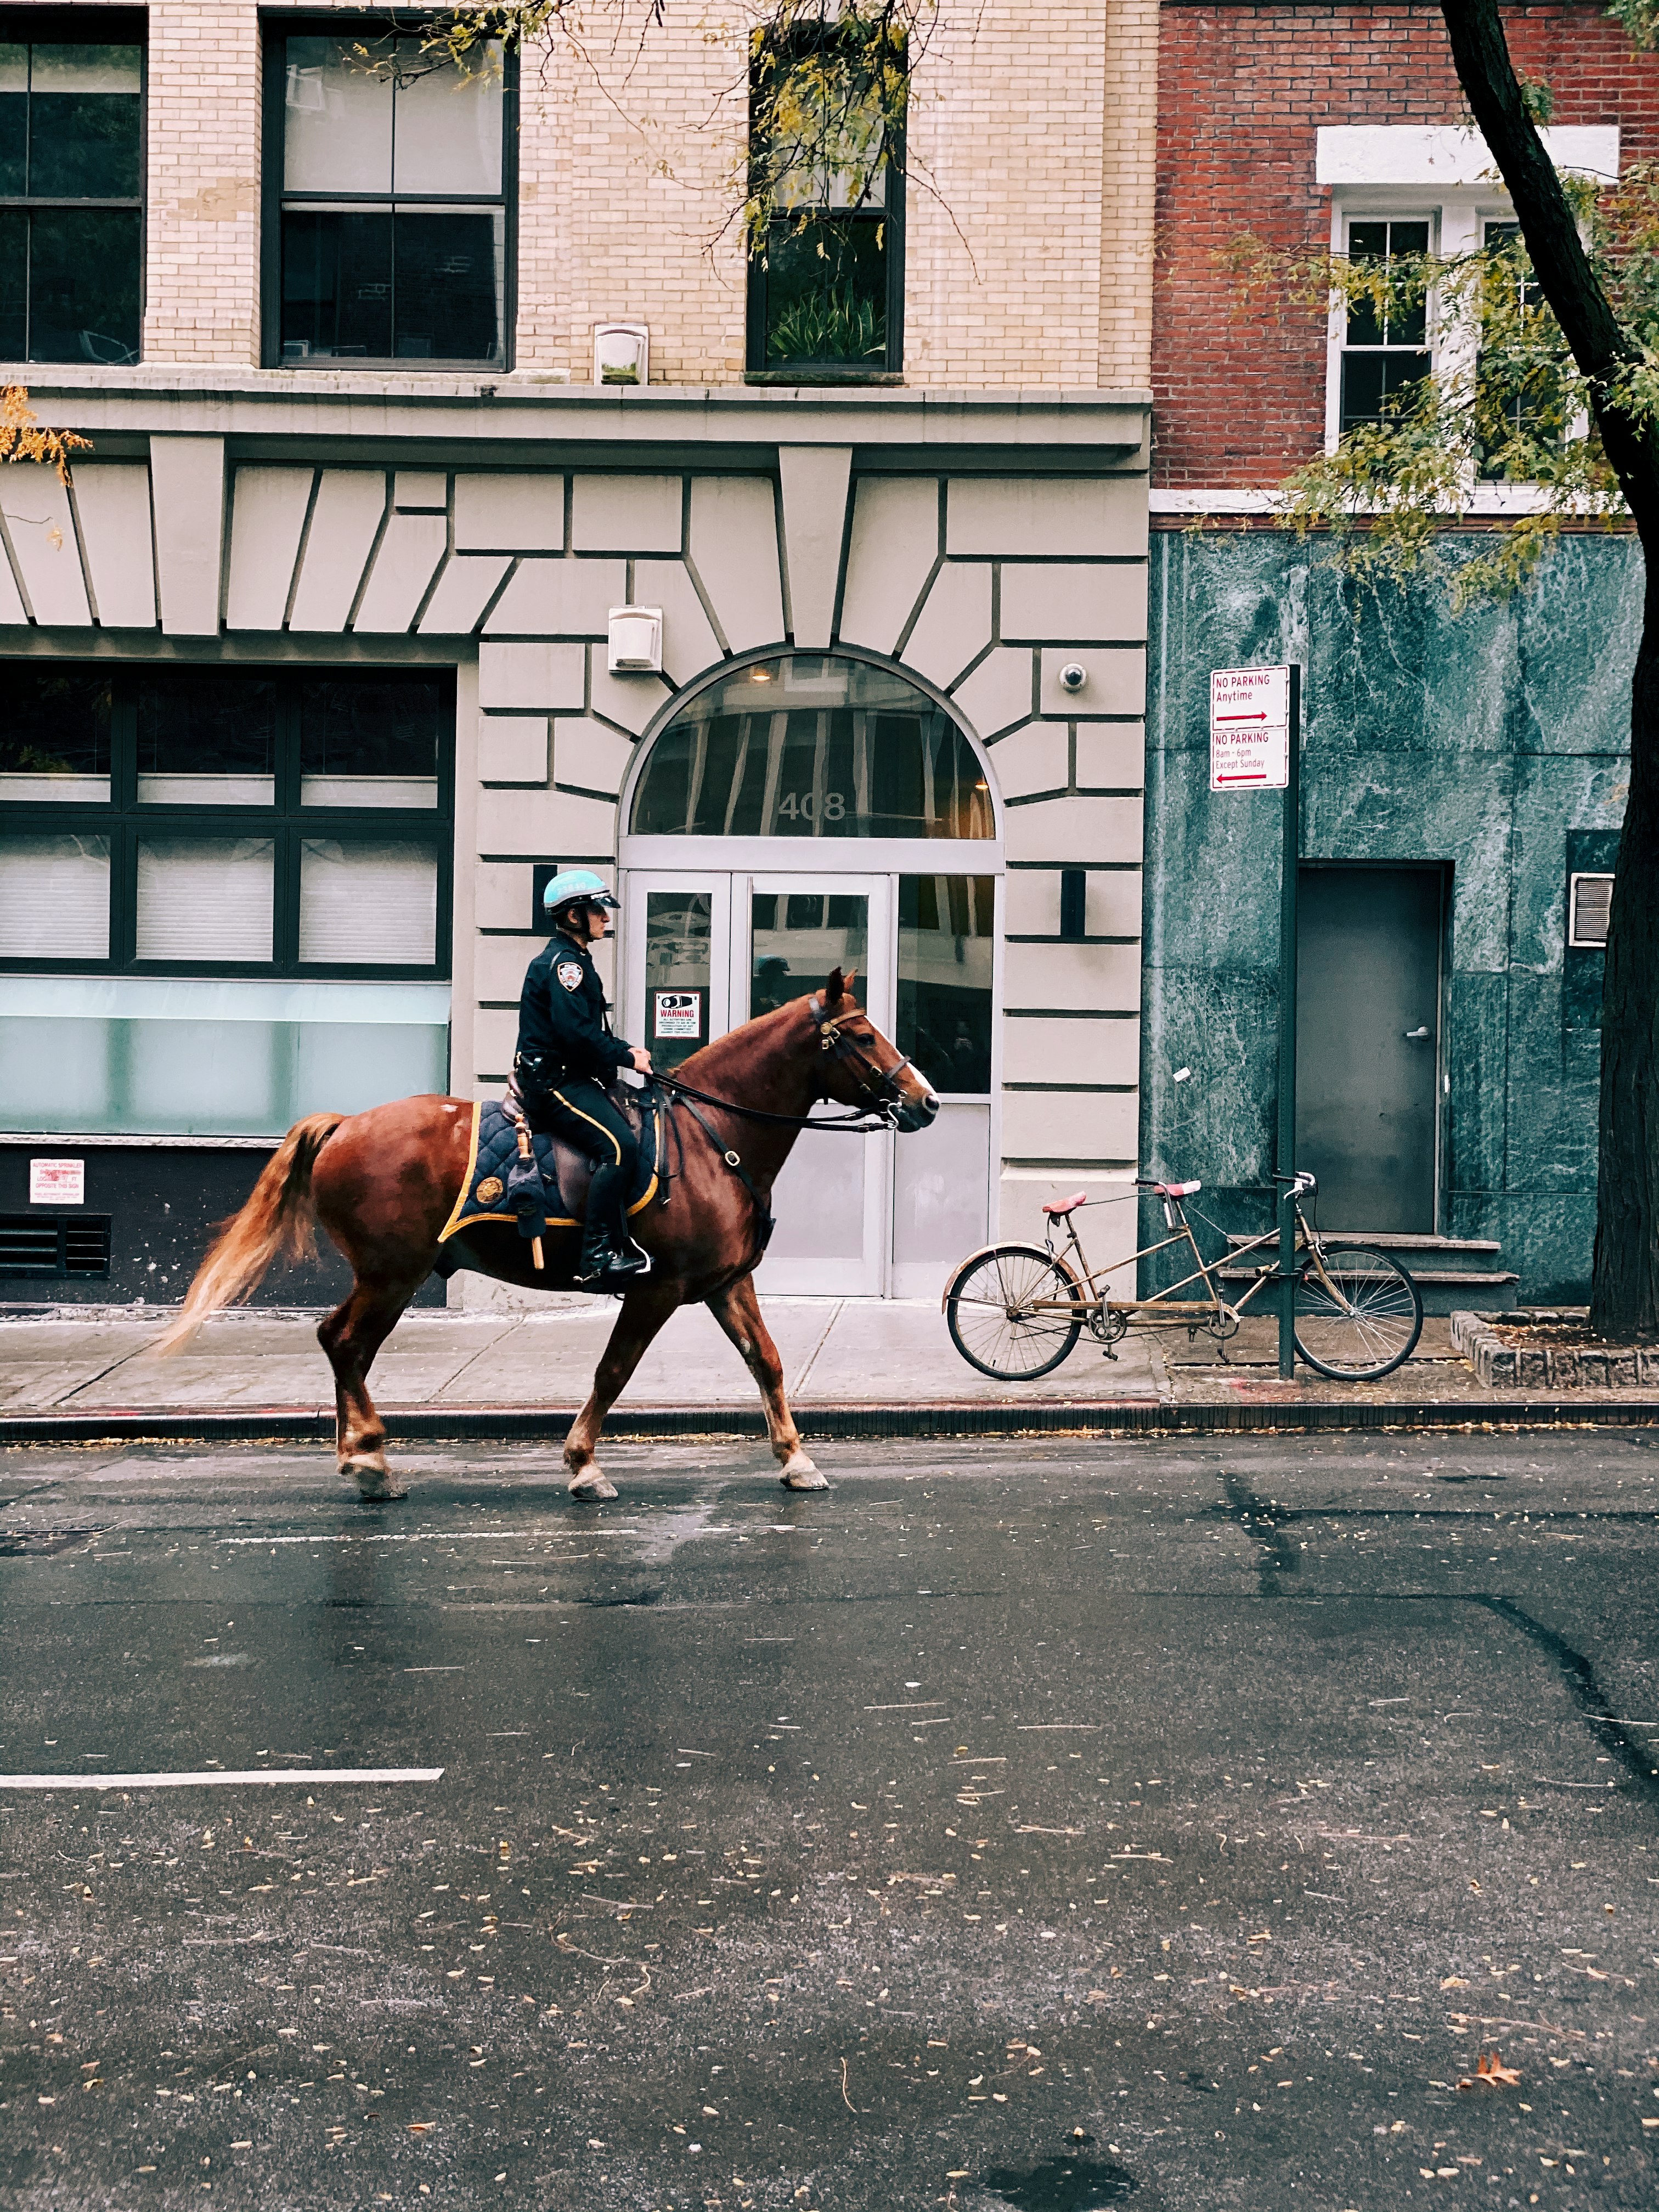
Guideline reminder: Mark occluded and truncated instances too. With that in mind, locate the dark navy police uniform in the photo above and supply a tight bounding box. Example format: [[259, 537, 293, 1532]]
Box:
[[515, 929, 641, 1214]]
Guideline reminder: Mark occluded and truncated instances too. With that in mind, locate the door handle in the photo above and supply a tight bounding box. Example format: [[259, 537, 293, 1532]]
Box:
[[1403, 1025, 1431, 1040]]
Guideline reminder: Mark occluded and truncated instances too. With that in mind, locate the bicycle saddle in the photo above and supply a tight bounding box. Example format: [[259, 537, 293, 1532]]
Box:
[[1041, 1191, 1089, 1217]]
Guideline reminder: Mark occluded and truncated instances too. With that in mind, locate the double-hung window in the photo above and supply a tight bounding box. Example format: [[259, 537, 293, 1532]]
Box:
[[1338, 217, 1431, 435], [747, 25, 904, 379], [0, 10, 143, 365], [267, 25, 511, 368]]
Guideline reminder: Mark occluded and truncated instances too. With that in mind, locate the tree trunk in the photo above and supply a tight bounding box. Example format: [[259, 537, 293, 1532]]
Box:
[[1591, 565, 1659, 1340], [1439, 1, 1659, 1338]]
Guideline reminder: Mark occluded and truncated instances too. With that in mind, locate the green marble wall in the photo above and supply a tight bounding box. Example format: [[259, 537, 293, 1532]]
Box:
[[1142, 528, 1640, 1300]]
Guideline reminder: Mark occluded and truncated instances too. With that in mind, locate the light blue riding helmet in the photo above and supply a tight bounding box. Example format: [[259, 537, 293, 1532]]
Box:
[[542, 867, 620, 916]]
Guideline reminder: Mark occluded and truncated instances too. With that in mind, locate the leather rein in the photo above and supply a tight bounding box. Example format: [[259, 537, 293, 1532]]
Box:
[[647, 994, 919, 1135]]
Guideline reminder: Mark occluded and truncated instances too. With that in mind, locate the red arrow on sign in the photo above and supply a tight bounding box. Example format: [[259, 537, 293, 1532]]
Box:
[[1215, 713, 1269, 723]]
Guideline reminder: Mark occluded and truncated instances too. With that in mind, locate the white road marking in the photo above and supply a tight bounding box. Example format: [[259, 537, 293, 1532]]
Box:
[[0, 1768, 443, 1791], [218, 1529, 640, 1547]]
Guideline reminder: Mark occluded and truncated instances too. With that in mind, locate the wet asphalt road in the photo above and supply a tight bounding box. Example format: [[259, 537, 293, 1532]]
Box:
[[2, 1434, 1659, 2212]]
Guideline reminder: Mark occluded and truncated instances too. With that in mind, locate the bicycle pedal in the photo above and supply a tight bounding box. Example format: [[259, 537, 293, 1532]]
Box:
[[1100, 1346, 1118, 1362]]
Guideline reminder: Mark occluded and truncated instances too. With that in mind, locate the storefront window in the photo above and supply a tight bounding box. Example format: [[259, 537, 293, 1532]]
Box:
[[0, 663, 452, 976]]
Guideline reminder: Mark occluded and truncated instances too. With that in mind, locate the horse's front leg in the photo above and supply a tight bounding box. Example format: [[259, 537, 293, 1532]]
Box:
[[706, 1274, 827, 1492], [565, 1278, 682, 1501], [317, 1273, 423, 1501]]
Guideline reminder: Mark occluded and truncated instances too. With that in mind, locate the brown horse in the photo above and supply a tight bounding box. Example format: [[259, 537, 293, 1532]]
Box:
[[156, 970, 937, 1502]]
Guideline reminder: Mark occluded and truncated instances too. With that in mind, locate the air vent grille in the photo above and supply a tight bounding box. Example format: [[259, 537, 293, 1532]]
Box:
[[0, 1215, 112, 1278]]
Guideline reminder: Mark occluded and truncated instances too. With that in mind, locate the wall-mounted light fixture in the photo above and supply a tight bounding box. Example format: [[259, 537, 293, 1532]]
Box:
[[593, 323, 650, 386], [607, 605, 663, 674]]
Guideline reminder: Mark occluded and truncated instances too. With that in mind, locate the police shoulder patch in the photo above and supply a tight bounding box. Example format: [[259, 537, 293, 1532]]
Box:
[[556, 960, 585, 992]]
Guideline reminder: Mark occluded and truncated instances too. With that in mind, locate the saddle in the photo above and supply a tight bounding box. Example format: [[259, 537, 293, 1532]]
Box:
[[436, 1082, 666, 1257]]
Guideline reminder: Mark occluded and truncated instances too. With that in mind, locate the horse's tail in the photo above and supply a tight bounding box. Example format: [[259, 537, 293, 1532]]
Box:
[[153, 1111, 346, 1355]]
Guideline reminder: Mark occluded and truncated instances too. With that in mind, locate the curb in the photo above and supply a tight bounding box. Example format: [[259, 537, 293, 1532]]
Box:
[[1449, 1308, 1659, 1392], [5, 1399, 1659, 1445]]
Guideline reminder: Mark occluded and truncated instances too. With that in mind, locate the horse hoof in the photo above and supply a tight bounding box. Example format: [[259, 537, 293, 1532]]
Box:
[[780, 1457, 828, 1492], [568, 1470, 618, 1502], [342, 1456, 407, 1503]]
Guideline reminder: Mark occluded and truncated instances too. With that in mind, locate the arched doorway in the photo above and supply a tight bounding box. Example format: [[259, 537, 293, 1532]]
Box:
[[619, 648, 1003, 1296]]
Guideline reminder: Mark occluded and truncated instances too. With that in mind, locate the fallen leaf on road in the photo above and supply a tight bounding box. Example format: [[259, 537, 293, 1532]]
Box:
[[1457, 2050, 1520, 2091]]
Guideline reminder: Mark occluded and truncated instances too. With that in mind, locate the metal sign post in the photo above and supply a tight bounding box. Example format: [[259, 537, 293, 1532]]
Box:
[[1209, 663, 1301, 1379]]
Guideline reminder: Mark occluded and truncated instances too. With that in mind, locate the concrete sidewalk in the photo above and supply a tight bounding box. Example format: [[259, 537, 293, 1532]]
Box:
[[0, 1295, 1162, 1415], [0, 1294, 1544, 1423]]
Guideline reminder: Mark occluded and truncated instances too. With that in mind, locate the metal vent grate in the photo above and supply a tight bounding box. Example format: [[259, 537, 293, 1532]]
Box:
[[0, 1215, 112, 1278], [1569, 872, 1613, 949]]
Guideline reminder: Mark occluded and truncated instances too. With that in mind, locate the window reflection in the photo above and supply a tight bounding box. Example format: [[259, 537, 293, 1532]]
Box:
[[300, 674, 442, 806], [631, 654, 993, 840], [752, 891, 867, 1020], [0, 668, 112, 799], [137, 673, 279, 803], [643, 889, 712, 1072], [0, 38, 142, 364], [898, 874, 994, 1095], [279, 34, 506, 365]]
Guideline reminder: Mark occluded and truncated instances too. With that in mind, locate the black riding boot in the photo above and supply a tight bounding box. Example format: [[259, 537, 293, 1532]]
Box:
[[578, 1161, 649, 1286]]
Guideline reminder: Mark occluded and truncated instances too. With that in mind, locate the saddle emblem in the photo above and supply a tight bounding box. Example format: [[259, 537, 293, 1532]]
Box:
[[475, 1174, 505, 1204], [556, 960, 584, 991]]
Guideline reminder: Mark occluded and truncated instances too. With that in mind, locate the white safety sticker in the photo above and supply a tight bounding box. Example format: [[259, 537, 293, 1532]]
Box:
[[654, 990, 702, 1040], [556, 960, 585, 992]]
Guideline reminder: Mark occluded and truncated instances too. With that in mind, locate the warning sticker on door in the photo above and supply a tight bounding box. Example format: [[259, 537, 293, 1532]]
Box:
[[653, 990, 704, 1041]]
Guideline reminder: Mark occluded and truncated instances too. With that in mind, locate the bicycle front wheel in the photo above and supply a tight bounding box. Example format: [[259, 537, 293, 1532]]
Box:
[[945, 1243, 1086, 1381], [1293, 1243, 1423, 1380]]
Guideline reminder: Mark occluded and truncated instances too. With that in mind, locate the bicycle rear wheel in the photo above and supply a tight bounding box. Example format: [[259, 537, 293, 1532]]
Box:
[[1293, 1242, 1423, 1380], [945, 1243, 1086, 1381]]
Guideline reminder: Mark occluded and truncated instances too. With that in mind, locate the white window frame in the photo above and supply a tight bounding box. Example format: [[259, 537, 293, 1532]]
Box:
[[1318, 125, 1621, 488]]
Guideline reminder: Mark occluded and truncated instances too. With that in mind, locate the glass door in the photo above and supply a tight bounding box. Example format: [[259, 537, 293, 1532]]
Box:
[[622, 873, 731, 1074], [747, 873, 893, 1297]]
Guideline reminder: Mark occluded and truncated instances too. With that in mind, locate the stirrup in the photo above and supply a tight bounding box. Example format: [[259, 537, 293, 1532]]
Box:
[[577, 1238, 649, 1286], [599, 1244, 651, 1281]]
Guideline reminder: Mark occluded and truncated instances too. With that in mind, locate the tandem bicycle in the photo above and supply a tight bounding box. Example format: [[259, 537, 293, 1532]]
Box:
[[943, 1170, 1424, 1384]]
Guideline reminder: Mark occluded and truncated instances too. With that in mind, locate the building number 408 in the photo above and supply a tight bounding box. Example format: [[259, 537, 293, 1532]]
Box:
[[775, 791, 847, 822]]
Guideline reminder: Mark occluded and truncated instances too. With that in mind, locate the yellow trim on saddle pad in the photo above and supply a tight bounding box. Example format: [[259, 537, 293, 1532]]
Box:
[[436, 1097, 658, 1244]]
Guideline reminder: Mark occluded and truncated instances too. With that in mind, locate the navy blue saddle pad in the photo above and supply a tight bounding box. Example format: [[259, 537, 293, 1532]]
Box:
[[438, 1098, 659, 1246]]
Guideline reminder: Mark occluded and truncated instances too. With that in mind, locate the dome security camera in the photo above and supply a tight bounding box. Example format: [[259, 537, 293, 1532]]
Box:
[[1058, 662, 1088, 694]]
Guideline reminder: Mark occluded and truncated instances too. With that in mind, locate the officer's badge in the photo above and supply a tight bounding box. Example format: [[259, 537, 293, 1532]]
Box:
[[475, 1175, 504, 1205], [556, 960, 584, 991]]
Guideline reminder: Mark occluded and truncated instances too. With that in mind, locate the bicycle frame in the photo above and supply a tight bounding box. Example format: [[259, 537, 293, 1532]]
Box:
[[1035, 1190, 1319, 1331]]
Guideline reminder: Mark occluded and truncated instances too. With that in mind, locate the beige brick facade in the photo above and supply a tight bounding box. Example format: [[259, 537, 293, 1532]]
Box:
[[49, 0, 1155, 386], [1, 2, 1157, 1303]]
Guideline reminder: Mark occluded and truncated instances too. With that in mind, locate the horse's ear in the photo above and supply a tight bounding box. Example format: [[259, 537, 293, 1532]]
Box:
[[842, 968, 859, 1002], [824, 966, 846, 1008]]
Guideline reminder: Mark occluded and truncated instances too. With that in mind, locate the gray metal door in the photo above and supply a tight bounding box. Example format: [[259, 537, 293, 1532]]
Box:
[[1296, 865, 1442, 1233]]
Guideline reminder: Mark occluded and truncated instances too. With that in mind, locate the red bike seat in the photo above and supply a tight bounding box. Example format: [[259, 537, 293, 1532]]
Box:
[[1155, 1179, 1202, 1198], [1041, 1191, 1089, 1217]]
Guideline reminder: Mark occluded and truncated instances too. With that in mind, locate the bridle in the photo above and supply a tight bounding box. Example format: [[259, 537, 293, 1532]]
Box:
[[650, 995, 925, 1135], [804, 990, 927, 1126]]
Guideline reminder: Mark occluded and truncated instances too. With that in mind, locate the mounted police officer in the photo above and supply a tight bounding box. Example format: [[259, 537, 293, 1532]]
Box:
[[515, 870, 652, 1289]]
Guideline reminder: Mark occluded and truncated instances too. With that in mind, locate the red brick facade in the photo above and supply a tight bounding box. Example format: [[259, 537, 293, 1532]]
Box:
[[1153, 3, 1659, 489]]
